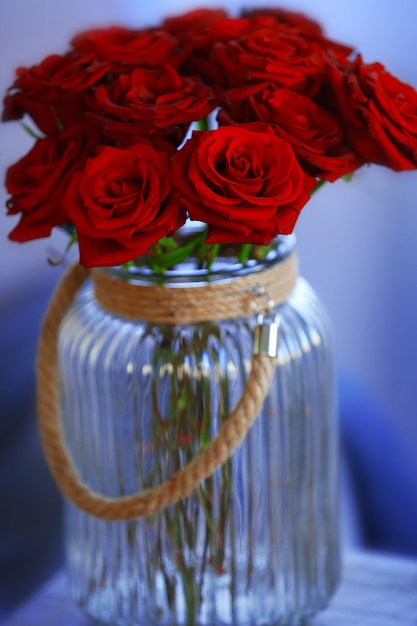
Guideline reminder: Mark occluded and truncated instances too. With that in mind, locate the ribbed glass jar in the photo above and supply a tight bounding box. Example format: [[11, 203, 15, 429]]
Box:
[[58, 236, 339, 626]]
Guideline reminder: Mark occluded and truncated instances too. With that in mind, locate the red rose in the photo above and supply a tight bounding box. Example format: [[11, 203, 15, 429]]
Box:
[[2, 52, 110, 135], [63, 142, 185, 268], [161, 9, 236, 81], [220, 87, 363, 181], [328, 56, 417, 170], [244, 8, 324, 37], [210, 21, 326, 96], [242, 8, 354, 62], [171, 125, 316, 244], [171, 17, 253, 92], [6, 122, 98, 242], [162, 8, 229, 41], [71, 26, 182, 71], [86, 66, 217, 146]]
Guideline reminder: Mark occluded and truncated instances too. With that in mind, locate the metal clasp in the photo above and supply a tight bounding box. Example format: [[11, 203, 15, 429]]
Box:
[[253, 311, 280, 357], [250, 285, 280, 358]]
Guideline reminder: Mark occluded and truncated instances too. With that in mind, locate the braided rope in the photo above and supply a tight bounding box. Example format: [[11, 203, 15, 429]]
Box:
[[92, 251, 298, 323], [36, 262, 293, 520]]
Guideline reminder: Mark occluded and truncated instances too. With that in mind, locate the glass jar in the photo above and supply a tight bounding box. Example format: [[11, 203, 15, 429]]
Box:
[[55, 235, 339, 626]]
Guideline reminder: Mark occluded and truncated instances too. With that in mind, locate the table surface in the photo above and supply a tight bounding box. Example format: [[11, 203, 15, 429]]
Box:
[[4, 550, 417, 626]]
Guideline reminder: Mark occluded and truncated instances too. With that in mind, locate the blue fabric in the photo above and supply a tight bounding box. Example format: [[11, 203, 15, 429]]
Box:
[[0, 275, 64, 617], [339, 373, 417, 556]]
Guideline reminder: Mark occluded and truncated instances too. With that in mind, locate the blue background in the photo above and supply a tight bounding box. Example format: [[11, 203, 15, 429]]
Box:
[[1, 0, 417, 617]]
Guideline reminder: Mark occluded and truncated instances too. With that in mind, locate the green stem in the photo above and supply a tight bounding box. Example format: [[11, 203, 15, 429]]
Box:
[[237, 243, 252, 265], [51, 105, 64, 132], [173, 505, 197, 626], [180, 559, 197, 626]]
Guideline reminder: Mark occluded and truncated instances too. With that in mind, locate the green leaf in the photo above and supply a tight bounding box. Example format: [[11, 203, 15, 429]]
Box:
[[196, 117, 208, 131], [21, 123, 43, 140], [311, 178, 327, 195], [147, 229, 207, 269], [158, 236, 178, 251]]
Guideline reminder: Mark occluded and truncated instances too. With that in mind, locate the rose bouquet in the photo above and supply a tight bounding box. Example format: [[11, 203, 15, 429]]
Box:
[[3, 7, 417, 626], [4, 7, 417, 271]]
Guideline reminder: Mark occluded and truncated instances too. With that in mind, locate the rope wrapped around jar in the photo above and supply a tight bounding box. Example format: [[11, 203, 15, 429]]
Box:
[[36, 251, 298, 521]]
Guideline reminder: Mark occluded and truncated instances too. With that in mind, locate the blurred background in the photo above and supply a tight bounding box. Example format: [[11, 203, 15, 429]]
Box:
[[1, 0, 417, 618]]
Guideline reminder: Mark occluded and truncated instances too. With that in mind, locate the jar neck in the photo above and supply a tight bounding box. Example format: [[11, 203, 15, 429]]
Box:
[[91, 236, 298, 324], [100, 235, 297, 288]]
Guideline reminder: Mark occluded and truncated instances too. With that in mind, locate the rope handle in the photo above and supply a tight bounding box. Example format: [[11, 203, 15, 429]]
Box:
[[36, 263, 278, 521]]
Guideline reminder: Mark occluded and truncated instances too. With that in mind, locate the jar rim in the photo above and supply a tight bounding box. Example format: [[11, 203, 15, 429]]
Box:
[[101, 234, 296, 287]]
